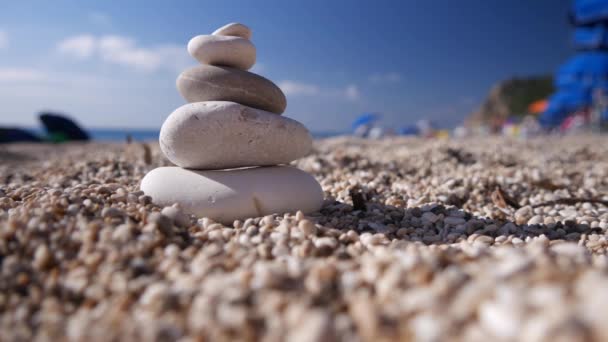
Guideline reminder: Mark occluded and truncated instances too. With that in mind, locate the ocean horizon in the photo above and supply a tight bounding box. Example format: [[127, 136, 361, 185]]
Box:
[[24, 127, 345, 142]]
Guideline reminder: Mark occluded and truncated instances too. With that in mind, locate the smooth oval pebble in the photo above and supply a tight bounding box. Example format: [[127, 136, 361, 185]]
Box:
[[212, 22, 252, 39], [140, 166, 323, 224], [177, 65, 287, 114], [160, 101, 312, 169], [188, 35, 256, 70]]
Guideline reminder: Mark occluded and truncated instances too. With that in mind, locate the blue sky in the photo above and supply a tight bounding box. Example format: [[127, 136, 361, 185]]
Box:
[[0, 0, 571, 132]]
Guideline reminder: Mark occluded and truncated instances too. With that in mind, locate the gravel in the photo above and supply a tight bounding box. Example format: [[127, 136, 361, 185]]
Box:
[[1, 135, 608, 341]]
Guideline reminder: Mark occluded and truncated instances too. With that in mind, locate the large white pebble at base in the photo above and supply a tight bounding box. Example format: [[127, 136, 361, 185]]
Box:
[[140, 166, 324, 224], [160, 101, 312, 170], [187, 35, 255, 70]]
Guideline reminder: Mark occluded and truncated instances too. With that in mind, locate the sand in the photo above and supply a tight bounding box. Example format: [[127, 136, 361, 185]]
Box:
[[1, 135, 608, 341]]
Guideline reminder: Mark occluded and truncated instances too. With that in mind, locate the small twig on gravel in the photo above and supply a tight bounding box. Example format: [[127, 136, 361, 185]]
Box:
[[142, 143, 152, 165], [532, 179, 564, 191], [531, 197, 608, 208], [491, 186, 521, 209], [492, 186, 608, 209]]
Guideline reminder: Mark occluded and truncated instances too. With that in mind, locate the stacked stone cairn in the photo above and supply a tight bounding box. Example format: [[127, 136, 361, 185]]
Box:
[[141, 23, 323, 224]]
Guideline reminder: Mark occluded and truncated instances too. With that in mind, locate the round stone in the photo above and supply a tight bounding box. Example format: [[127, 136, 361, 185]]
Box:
[[159, 101, 312, 169], [187, 35, 256, 70], [177, 65, 287, 114], [140, 166, 324, 224], [212, 22, 252, 39]]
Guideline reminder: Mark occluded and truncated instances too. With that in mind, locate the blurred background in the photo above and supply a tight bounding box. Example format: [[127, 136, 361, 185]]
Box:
[[1, 0, 605, 141]]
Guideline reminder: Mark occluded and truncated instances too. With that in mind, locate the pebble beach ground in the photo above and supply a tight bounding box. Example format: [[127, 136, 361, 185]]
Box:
[[1, 135, 608, 341]]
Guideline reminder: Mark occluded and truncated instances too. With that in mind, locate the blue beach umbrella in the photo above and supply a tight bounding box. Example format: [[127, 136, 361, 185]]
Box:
[[573, 25, 608, 49], [555, 51, 608, 89], [571, 0, 608, 25], [539, 89, 592, 127], [351, 113, 381, 130]]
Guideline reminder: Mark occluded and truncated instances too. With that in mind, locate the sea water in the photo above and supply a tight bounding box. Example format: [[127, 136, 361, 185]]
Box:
[[25, 128, 342, 142]]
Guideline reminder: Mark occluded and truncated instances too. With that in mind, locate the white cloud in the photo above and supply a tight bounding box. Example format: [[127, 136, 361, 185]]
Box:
[[57, 34, 96, 59], [0, 68, 47, 82], [278, 80, 319, 96], [344, 84, 360, 101], [0, 30, 8, 49], [89, 12, 111, 26], [279, 80, 360, 101], [98, 35, 164, 71], [369, 72, 401, 84], [153, 45, 192, 72], [56, 34, 190, 72]]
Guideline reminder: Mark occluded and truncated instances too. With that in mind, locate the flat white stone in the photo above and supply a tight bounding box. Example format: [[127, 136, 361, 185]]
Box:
[[140, 166, 324, 223], [212, 23, 252, 39], [177, 65, 286, 114], [188, 35, 255, 70], [160, 101, 312, 169]]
